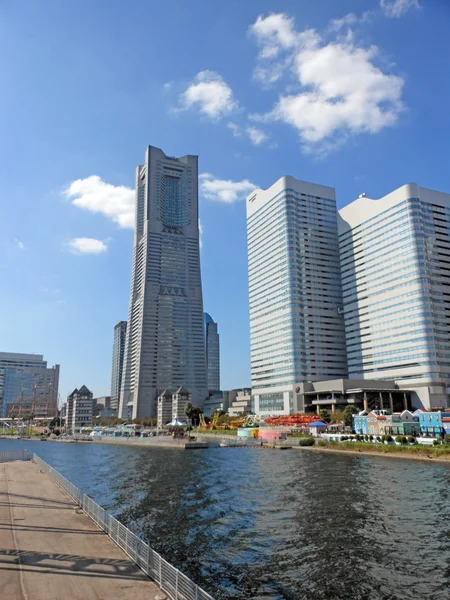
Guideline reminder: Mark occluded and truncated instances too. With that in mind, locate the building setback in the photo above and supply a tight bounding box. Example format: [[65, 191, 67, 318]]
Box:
[[246, 176, 347, 414], [110, 321, 127, 411], [0, 352, 59, 418], [204, 313, 220, 392], [119, 145, 208, 419], [338, 184, 450, 410]]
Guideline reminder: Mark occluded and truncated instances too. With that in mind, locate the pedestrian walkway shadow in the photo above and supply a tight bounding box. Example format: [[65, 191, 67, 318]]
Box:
[[0, 523, 103, 535], [0, 548, 147, 580], [0, 492, 73, 506]]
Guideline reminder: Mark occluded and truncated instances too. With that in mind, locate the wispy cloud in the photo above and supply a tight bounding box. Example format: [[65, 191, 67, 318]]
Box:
[[249, 12, 405, 152], [199, 173, 257, 203], [65, 175, 135, 229], [14, 239, 26, 250], [246, 126, 268, 146], [179, 70, 238, 119], [68, 238, 108, 254], [380, 0, 420, 18]]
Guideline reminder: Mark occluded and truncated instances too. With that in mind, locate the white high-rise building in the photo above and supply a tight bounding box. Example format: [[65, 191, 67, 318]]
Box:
[[247, 176, 347, 415], [119, 145, 208, 419], [338, 183, 450, 410]]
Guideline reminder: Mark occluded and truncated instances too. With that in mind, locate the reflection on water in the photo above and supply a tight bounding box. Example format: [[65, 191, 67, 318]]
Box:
[[1, 439, 449, 599]]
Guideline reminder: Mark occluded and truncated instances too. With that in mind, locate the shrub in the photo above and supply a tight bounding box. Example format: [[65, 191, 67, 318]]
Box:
[[316, 439, 328, 447], [355, 434, 361, 442], [298, 437, 315, 446], [385, 435, 393, 443], [400, 436, 408, 445], [364, 434, 369, 441], [395, 436, 403, 444], [433, 439, 441, 446], [340, 436, 347, 442], [376, 436, 381, 442], [381, 435, 386, 443], [369, 435, 374, 442], [407, 435, 415, 444]]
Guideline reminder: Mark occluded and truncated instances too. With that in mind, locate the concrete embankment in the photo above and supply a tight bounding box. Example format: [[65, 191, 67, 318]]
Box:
[[0, 460, 164, 599]]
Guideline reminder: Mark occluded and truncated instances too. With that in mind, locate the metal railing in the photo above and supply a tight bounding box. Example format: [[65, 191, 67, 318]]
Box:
[[33, 454, 214, 600], [0, 450, 32, 462]]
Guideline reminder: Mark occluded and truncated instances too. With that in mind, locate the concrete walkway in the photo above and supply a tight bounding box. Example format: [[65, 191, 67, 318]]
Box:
[[0, 460, 164, 600]]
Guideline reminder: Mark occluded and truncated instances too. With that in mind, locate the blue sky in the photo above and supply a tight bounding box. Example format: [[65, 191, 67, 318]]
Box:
[[1, 0, 449, 403]]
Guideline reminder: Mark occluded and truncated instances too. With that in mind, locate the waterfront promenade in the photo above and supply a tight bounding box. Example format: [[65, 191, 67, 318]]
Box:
[[0, 459, 164, 600]]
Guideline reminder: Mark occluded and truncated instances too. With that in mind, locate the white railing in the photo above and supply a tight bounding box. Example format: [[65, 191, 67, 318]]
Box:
[[33, 454, 214, 600], [0, 450, 32, 462]]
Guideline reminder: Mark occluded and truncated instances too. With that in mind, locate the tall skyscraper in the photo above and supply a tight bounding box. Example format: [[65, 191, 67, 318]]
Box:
[[0, 352, 59, 418], [119, 145, 208, 419], [247, 176, 347, 414], [338, 183, 450, 409], [204, 312, 220, 392], [110, 321, 127, 411]]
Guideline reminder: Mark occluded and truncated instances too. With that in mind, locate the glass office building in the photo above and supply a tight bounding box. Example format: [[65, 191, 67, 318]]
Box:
[[119, 145, 208, 419], [110, 321, 127, 411], [247, 176, 347, 414], [204, 312, 220, 392], [338, 183, 450, 409]]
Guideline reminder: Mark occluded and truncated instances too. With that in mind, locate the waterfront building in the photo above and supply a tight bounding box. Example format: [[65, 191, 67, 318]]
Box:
[[66, 385, 93, 432], [110, 321, 127, 411], [171, 386, 191, 422], [157, 389, 174, 428], [338, 184, 450, 410], [353, 412, 369, 435], [119, 145, 208, 420], [295, 378, 410, 415], [418, 410, 450, 436], [0, 352, 59, 418], [204, 313, 220, 392], [247, 176, 347, 415]]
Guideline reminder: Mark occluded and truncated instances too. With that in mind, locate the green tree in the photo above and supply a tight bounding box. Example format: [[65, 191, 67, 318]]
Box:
[[319, 408, 330, 423], [342, 405, 359, 427], [185, 402, 193, 424]]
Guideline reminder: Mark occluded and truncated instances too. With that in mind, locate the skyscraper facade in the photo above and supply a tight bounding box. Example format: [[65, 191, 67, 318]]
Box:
[[338, 183, 450, 409], [119, 145, 208, 419], [110, 321, 127, 411], [204, 312, 220, 392], [0, 352, 59, 418], [247, 176, 347, 414]]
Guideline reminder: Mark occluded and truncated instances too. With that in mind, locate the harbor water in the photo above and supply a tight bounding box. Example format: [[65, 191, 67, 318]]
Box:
[[1, 438, 449, 600]]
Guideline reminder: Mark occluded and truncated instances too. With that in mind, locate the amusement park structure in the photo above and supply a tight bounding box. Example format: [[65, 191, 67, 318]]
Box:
[[198, 412, 319, 430]]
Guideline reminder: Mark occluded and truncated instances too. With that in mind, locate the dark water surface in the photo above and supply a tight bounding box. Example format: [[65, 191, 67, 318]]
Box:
[[1, 438, 449, 599]]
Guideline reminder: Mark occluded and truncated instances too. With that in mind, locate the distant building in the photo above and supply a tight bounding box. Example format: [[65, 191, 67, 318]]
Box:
[[66, 385, 93, 432], [203, 390, 233, 417], [247, 176, 347, 416], [228, 389, 252, 417], [156, 387, 191, 428], [119, 145, 208, 420], [339, 184, 450, 410], [0, 352, 59, 419], [110, 321, 127, 411], [204, 313, 220, 392], [93, 396, 115, 418]]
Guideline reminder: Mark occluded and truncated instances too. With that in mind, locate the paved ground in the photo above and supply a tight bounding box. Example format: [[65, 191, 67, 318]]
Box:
[[0, 460, 165, 600]]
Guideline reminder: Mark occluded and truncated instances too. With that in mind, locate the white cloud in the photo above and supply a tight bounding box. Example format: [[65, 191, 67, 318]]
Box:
[[199, 173, 257, 204], [180, 70, 237, 119], [14, 239, 25, 250], [246, 126, 268, 146], [68, 238, 108, 254], [329, 12, 372, 32], [249, 13, 404, 150], [380, 0, 420, 18], [228, 122, 242, 137], [65, 175, 135, 229]]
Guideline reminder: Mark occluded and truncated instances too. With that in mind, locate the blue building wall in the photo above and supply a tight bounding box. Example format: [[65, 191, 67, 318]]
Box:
[[419, 411, 450, 436], [353, 415, 369, 435]]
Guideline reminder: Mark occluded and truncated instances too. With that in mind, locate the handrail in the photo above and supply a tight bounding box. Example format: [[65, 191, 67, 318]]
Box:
[[33, 453, 215, 600]]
